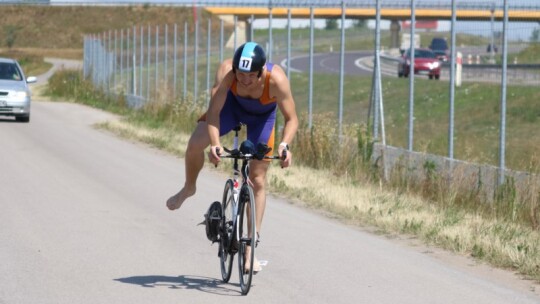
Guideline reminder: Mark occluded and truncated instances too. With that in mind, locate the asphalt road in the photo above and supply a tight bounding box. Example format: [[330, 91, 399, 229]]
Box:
[[1, 64, 540, 303], [286, 51, 374, 76]]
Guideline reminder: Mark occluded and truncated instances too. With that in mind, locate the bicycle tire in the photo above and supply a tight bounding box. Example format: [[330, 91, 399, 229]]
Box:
[[219, 179, 235, 283], [237, 183, 256, 295]]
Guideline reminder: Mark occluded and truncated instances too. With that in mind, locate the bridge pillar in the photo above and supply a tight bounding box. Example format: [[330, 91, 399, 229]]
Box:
[[244, 17, 253, 42], [224, 16, 247, 49], [390, 20, 401, 49]]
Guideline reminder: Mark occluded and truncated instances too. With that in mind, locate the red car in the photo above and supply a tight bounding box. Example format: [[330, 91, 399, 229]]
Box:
[[433, 49, 450, 62], [398, 48, 441, 80]]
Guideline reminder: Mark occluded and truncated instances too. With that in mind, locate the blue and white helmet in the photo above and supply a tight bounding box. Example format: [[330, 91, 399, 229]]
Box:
[[232, 42, 266, 77]]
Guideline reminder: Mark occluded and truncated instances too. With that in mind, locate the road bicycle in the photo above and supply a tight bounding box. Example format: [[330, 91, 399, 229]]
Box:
[[215, 124, 284, 295]]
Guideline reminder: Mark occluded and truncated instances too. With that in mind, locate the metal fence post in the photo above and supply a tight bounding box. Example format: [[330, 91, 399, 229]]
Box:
[[155, 25, 159, 101], [147, 24, 151, 103], [498, 0, 510, 186], [286, 8, 291, 80], [206, 18, 211, 107], [140, 25, 143, 98], [448, 0, 457, 159], [164, 24, 168, 94], [308, 6, 314, 130], [338, 1, 345, 140], [173, 23, 178, 102], [194, 19, 199, 103], [183, 22, 188, 101], [408, 0, 416, 152]]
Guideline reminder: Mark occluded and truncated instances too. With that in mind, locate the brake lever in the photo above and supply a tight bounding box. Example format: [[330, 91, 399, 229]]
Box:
[[280, 150, 287, 168]]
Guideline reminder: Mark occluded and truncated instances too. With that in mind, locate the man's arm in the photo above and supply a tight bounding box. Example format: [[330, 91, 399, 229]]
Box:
[[271, 65, 298, 166], [207, 59, 234, 165]]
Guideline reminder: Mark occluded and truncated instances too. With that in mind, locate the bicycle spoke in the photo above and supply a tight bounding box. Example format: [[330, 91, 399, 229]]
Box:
[[238, 185, 256, 295], [219, 179, 235, 283]]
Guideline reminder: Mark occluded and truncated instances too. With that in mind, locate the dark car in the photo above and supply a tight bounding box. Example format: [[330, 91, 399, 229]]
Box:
[[487, 43, 498, 53], [429, 37, 449, 62], [397, 48, 441, 80]]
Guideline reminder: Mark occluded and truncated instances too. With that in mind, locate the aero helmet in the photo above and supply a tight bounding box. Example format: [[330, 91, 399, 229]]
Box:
[[232, 42, 266, 77]]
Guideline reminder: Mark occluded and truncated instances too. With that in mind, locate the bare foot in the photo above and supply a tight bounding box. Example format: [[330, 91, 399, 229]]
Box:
[[166, 186, 195, 210], [244, 246, 262, 273]]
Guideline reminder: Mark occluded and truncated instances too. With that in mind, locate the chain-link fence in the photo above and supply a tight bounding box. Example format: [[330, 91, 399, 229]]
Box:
[[83, 0, 540, 199]]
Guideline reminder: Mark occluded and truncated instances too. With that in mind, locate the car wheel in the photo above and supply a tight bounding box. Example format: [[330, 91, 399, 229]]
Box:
[[435, 75, 440, 80], [429, 75, 433, 80], [16, 115, 30, 123]]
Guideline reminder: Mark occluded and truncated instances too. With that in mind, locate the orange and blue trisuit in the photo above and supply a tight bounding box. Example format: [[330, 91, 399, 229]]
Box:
[[201, 63, 277, 158]]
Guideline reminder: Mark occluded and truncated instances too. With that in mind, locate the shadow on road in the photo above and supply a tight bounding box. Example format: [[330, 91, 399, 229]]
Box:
[[114, 274, 241, 296]]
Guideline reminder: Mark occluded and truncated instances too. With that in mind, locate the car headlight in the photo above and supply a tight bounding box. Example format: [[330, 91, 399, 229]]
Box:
[[13, 91, 28, 98], [430, 62, 440, 69]]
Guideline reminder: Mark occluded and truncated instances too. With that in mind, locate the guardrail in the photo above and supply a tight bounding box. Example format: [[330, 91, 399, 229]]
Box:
[[379, 54, 540, 84]]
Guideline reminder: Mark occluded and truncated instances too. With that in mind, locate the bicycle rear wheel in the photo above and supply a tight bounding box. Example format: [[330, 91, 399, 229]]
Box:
[[237, 184, 256, 295], [219, 179, 235, 283]]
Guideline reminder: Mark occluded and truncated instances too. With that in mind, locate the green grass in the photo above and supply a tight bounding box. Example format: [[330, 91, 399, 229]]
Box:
[[517, 42, 540, 64], [286, 71, 540, 172]]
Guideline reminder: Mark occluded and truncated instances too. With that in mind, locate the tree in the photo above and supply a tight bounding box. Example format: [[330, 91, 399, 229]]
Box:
[[325, 19, 337, 30], [353, 20, 366, 28]]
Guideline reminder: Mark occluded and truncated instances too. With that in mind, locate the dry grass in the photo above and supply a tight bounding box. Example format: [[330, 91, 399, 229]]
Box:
[[94, 117, 540, 283], [45, 68, 540, 283], [0, 5, 205, 49], [2, 47, 84, 60]]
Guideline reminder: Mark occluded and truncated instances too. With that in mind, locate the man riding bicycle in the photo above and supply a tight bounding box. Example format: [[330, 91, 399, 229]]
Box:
[[167, 41, 298, 271]]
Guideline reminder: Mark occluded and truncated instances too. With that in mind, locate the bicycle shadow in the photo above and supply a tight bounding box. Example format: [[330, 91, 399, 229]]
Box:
[[114, 274, 241, 296]]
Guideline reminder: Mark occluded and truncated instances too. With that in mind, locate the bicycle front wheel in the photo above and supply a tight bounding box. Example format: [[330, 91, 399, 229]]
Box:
[[219, 179, 235, 283], [238, 184, 256, 295]]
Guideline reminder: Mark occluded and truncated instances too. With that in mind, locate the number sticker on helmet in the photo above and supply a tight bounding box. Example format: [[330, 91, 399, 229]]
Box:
[[239, 57, 252, 71]]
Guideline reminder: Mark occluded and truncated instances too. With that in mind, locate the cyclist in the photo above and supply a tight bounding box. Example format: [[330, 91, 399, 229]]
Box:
[[166, 42, 298, 271]]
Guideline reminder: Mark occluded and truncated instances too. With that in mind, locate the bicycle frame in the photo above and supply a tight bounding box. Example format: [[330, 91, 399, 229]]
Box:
[[227, 127, 244, 249], [218, 124, 284, 295]]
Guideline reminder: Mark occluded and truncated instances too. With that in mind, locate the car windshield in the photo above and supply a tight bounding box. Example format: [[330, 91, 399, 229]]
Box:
[[408, 49, 436, 59], [0, 62, 22, 81]]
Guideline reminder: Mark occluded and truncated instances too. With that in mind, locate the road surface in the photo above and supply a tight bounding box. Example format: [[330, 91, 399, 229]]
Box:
[[1, 62, 539, 303]]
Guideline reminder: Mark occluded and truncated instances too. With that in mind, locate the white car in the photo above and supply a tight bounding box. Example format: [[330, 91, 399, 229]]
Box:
[[0, 58, 37, 122]]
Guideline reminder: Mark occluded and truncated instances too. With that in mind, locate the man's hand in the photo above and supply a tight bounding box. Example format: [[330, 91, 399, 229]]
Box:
[[278, 146, 292, 168], [208, 145, 222, 167]]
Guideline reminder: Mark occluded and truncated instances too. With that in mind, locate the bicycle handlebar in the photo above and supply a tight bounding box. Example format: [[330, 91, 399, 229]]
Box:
[[219, 147, 287, 161]]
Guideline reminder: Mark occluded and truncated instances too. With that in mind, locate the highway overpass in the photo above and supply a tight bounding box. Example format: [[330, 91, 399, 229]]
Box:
[[205, 7, 540, 22]]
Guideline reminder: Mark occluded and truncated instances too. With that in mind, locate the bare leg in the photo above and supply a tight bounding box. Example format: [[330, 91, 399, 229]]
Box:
[[243, 160, 269, 272], [249, 160, 270, 233], [166, 122, 210, 210]]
